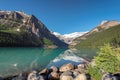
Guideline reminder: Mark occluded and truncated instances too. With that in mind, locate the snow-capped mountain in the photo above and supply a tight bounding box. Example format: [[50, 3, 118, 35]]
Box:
[[53, 32, 87, 44], [63, 32, 87, 39]]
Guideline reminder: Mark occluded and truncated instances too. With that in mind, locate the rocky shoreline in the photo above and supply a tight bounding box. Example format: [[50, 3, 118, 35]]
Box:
[[1, 61, 120, 80], [3, 62, 88, 80]]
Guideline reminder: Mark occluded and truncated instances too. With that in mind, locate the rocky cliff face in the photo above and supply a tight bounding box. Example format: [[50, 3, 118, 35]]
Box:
[[0, 10, 68, 47]]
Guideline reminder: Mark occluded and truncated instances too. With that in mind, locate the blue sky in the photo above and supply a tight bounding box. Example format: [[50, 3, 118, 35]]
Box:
[[0, 0, 120, 34]]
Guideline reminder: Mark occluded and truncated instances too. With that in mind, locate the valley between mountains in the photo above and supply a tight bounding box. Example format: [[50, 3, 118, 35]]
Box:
[[1, 10, 120, 80], [1, 10, 120, 49]]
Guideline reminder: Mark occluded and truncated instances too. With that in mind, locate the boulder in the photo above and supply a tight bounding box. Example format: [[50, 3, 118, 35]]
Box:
[[60, 71, 73, 76], [50, 66, 58, 72], [48, 72, 59, 80], [38, 75, 46, 80], [39, 68, 49, 75], [60, 63, 74, 72], [102, 73, 115, 80], [60, 71, 73, 80], [27, 70, 46, 80], [75, 74, 87, 80], [75, 68, 85, 73], [0, 77, 3, 80], [27, 70, 39, 80], [113, 73, 120, 80], [72, 71, 80, 78], [77, 64, 85, 69], [60, 75, 73, 80]]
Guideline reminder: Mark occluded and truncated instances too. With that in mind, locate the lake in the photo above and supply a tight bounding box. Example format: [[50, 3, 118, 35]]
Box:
[[0, 48, 66, 77], [0, 48, 97, 78]]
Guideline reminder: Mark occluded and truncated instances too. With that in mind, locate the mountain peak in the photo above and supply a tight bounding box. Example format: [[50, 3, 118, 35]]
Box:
[[70, 20, 120, 49], [0, 10, 67, 47], [100, 20, 108, 25], [53, 32, 87, 44], [98, 20, 120, 29], [0, 10, 30, 20], [90, 20, 120, 33]]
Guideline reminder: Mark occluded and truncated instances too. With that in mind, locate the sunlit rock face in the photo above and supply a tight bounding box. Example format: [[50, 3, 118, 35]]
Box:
[[0, 10, 68, 47]]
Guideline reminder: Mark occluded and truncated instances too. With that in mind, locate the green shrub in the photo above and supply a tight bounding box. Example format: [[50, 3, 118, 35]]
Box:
[[87, 65, 102, 80], [94, 44, 120, 73]]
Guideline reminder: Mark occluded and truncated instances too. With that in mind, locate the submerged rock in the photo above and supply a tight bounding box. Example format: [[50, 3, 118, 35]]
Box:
[[12, 73, 26, 80]]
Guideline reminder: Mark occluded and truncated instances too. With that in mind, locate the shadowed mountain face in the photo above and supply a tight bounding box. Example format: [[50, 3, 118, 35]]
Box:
[[70, 20, 120, 49], [0, 10, 68, 47]]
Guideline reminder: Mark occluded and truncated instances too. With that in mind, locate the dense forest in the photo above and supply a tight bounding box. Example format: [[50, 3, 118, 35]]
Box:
[[74, 24, 120, 49]]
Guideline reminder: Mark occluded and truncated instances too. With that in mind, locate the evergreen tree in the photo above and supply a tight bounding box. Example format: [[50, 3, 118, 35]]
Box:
[[94, 44, 120, 73]]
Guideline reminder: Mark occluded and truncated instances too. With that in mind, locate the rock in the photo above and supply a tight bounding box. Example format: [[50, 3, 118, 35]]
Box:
[[39, 68, 49, 75], [113, 73, 120, 80], [0, 77, 3, 80], [112, 77, 117, 80], [60, 71, 73, 80], [60, 63, 74, 72], [102, 73, 115, 80], [72, 71, 80, 78], [50, 66, 58, 72], [38, 75, 46, 80], [27, 71, 40, 80], [75, 68, 85, 73], [61, 71, 73, 76], [48, 72, 59, 80], [77, 64, 85, 69], [60, 75, 73, 80], [75, 74, 87, 80]]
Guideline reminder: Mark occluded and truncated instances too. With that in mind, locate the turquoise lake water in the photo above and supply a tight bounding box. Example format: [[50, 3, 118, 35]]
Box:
[[0, 48, 97, 78], [0, 48, 66, 77]]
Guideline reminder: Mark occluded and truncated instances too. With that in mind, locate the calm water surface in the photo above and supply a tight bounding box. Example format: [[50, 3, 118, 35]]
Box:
[[0, 48, 66, 77], [0, 48, 97, 77]]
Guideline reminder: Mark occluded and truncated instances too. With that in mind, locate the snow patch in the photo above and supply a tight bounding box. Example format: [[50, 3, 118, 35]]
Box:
[[63, 32, 87, 39], [52, 31, 87, 44], [100, 20, 108, 25], [52, 32, 61, 36]]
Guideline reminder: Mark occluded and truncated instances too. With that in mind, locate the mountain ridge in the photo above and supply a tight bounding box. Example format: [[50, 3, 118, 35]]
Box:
[[0, 10, 68, 47], [70, 20, 120, 49], [52, 32, 87, 44]]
